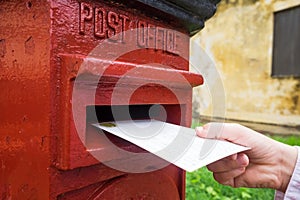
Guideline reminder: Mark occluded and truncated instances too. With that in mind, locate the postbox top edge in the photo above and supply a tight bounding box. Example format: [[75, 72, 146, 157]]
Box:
[[115, 0, 221, 35]]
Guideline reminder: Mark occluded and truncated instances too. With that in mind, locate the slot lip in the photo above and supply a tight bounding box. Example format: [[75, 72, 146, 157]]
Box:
[[60, 54, 203, 88]]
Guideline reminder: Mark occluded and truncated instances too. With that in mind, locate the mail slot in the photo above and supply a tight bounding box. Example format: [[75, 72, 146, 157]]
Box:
[[0, 0, 219, 199], [85, 104, 183, 153]]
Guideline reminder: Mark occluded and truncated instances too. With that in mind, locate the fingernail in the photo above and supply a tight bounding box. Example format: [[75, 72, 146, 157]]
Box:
[[238, 154, 249, 166], [196, 126, 203, 132], [203, 124, 210, 130]]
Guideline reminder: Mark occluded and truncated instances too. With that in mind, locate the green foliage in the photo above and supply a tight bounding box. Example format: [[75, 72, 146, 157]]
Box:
[[191, 120, 203, 129], [186, 124, 300, 200], [268, 135, 300, 146], [186, 167, 274, 200]]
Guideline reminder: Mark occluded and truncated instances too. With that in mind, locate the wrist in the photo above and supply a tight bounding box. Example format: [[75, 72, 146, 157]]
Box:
[[277, 143, 298, 193]]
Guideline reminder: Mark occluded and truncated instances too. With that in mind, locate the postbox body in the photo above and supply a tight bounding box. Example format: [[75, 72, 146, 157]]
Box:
[[0, 0, 217, 199]]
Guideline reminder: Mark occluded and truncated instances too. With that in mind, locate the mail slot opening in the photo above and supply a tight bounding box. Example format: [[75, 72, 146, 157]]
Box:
[[85, 104, 185, 152]]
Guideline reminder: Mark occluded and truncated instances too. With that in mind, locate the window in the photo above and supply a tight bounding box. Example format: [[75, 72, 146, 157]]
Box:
[[272, 5, 300, 77]]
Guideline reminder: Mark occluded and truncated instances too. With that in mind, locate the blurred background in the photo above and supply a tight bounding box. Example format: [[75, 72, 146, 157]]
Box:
[[191, 0, 300, 135]]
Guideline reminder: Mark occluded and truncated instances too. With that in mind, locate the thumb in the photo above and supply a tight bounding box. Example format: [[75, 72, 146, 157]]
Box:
[[196, 123, 250, 145], [196, 122, 225, 139]]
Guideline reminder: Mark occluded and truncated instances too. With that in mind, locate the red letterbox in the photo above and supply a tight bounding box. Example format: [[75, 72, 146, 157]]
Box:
[[0, 0, 218, 199]]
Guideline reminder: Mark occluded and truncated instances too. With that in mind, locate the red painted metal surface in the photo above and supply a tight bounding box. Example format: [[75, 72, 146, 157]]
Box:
[[0, 0, 203, 199], [0, 1, 51, 199], [57, 170, 181, 200]]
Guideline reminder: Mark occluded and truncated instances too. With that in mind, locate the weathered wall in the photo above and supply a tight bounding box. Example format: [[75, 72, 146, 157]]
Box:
[[192, 0, 300, 126]]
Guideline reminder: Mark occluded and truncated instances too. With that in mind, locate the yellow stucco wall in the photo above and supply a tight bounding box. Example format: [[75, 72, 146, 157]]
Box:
[[192, 0, 300, 126]]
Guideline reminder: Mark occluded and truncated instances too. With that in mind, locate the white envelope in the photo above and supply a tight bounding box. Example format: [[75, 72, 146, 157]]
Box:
[[92, 120, 249, 172]]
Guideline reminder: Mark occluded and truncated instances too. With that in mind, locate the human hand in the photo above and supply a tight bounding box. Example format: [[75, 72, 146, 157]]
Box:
[[196, 123, 298, 193]]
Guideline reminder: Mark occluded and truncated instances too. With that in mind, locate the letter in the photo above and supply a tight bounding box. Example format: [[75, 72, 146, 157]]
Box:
[[107, 11, 119, 40], [137, 20, 147, 47], [94, 7, 107, 38], [173, 32, 180, 55], [166, 30, 174, 53], [79, 2, 93, 34], [147, 23, 156, 49], [119, 14, 129, 42], [155, 27, 166, 51]]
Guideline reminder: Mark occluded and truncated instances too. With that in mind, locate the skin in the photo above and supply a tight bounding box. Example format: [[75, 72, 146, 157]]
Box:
[[196, 123, 298, 193]]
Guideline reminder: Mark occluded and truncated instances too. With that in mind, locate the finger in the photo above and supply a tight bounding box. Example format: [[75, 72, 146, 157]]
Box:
[[213, 167, 246, 186], [195, 126, 208, 138], [196, 123, 222, 139], [196, 123, 253, 146], [230, 153, 237, 160], [207, 153, 249, 173]]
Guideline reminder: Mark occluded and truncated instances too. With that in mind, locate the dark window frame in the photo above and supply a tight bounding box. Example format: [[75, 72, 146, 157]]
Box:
[[272, 5, 300, 78]]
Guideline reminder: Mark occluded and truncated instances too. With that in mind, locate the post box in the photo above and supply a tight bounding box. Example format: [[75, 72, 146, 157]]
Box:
[[0, 0, 219, 199]]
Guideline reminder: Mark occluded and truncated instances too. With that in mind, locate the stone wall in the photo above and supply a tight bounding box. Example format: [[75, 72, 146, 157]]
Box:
[[191, 0, 300, 126]]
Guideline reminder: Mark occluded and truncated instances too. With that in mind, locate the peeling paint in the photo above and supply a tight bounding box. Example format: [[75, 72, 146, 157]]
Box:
[[0, 39, 6, 57], [24, 36, 35, 55]]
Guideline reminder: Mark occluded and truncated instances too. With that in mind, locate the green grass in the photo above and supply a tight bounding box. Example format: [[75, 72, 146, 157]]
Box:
[[268, 135, 300, 146], [186, 123, 300, 200], [186, 167, 275, 200]]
